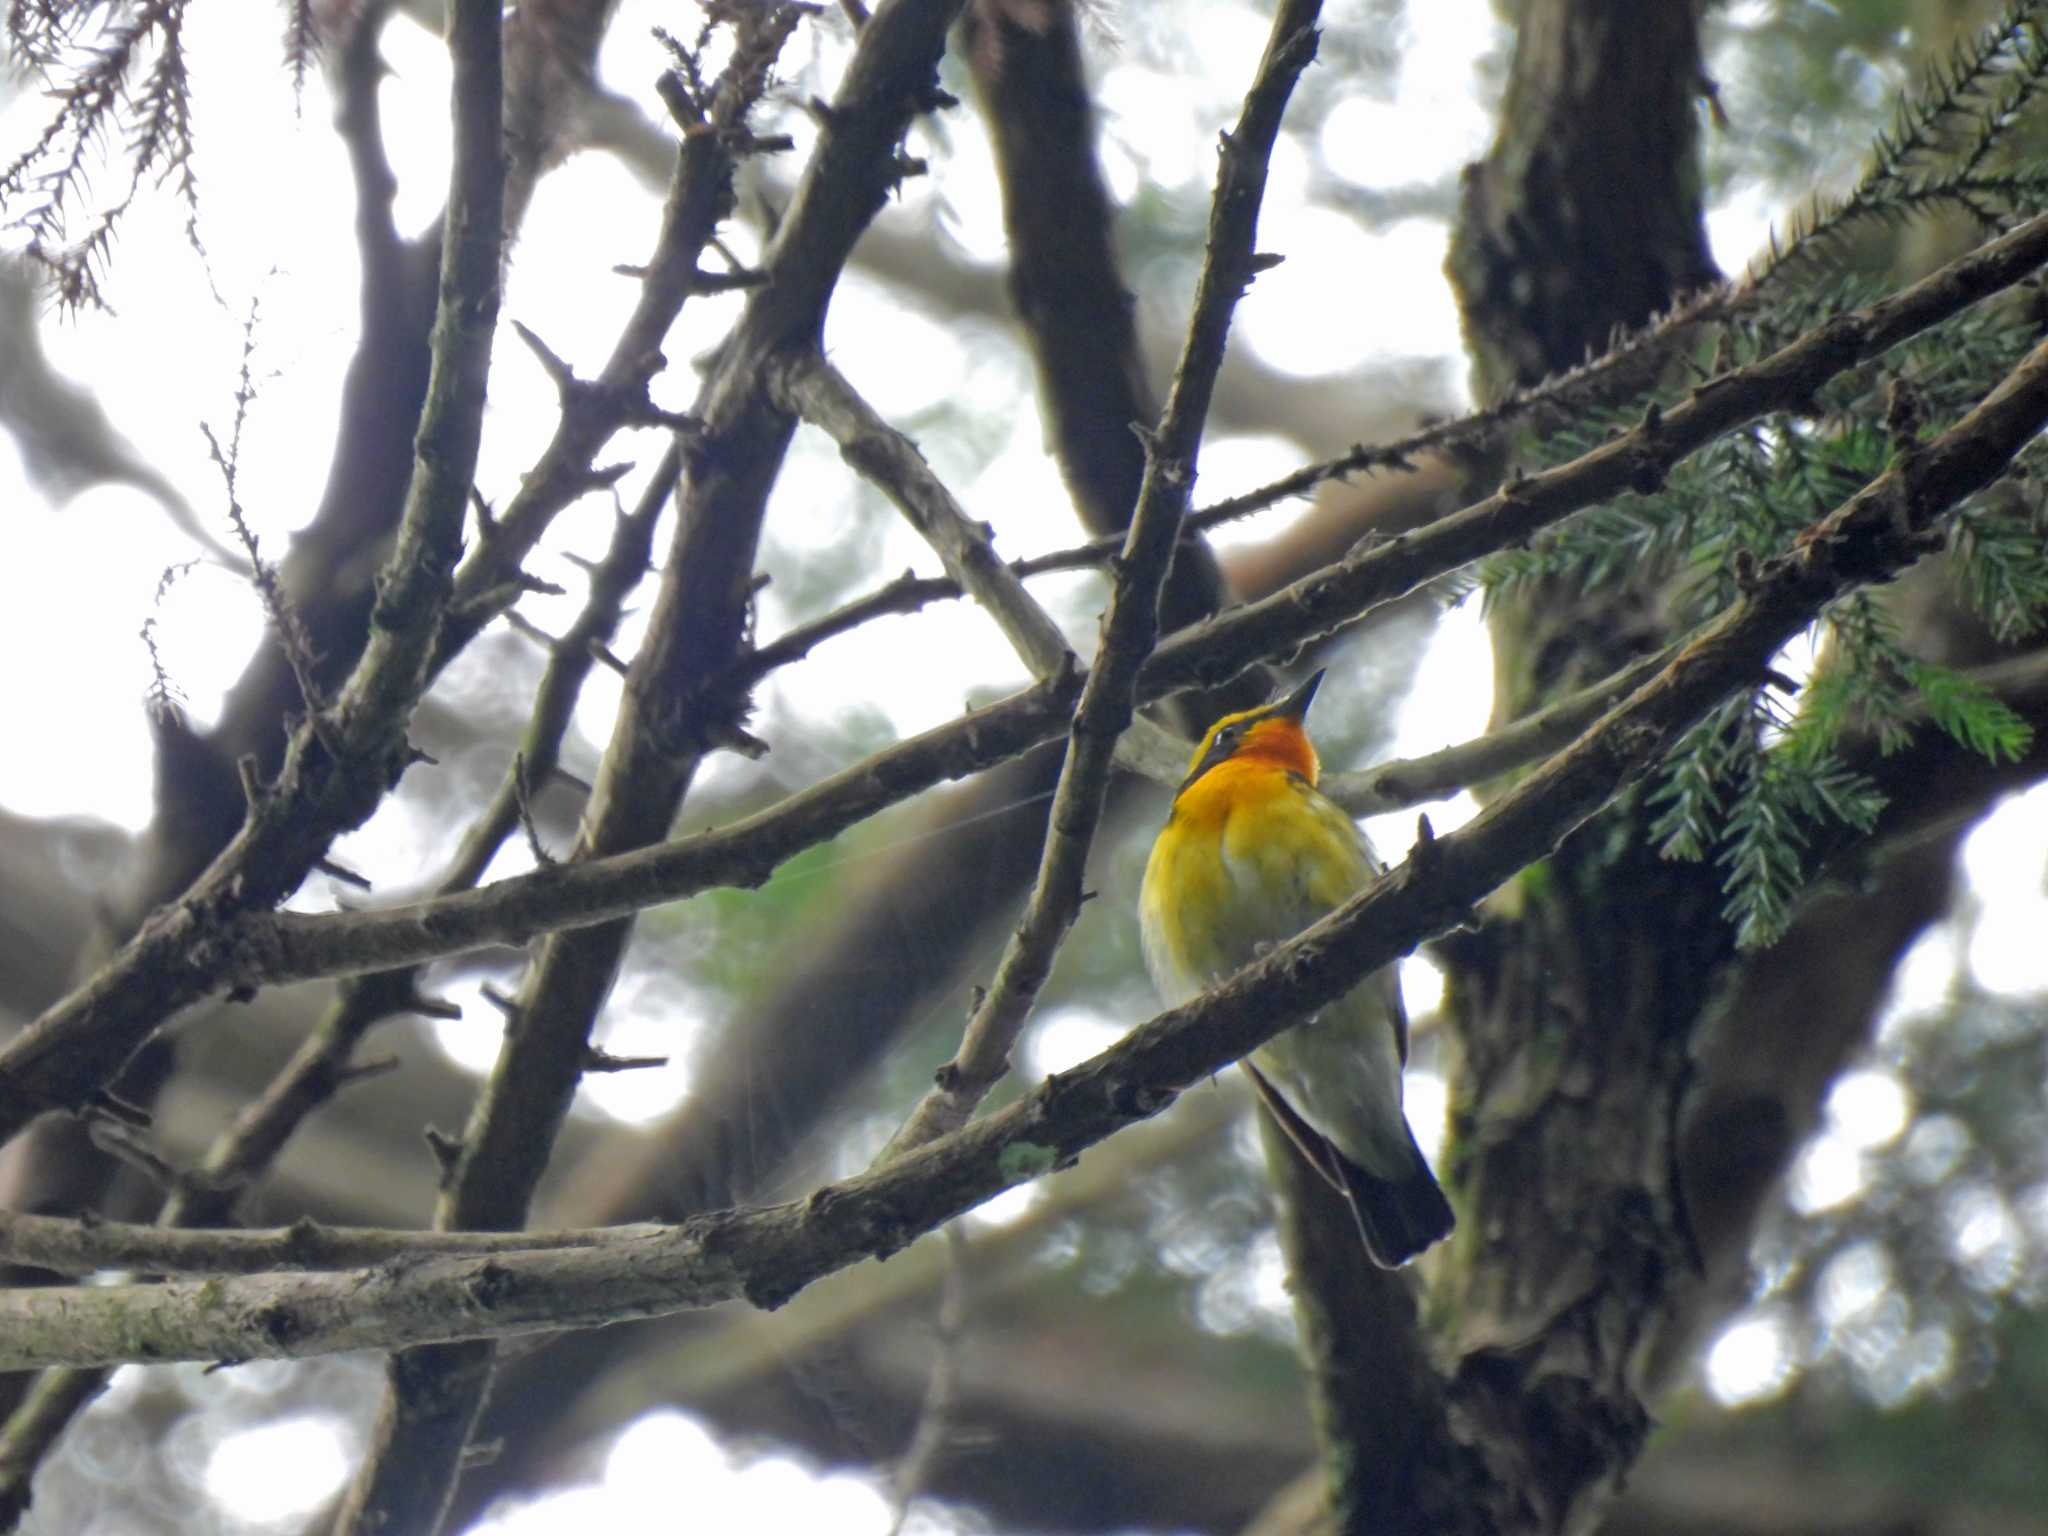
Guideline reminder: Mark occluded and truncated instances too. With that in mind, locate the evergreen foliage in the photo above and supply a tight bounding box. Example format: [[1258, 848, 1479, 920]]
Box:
[[1, 0, 198, 310], [1487, 2, 2048, 944]]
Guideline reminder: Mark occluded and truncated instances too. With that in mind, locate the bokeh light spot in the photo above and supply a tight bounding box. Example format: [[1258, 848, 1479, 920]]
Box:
[[1705, 1309, 1796, 1406], [204, 1416, 350, 1526]]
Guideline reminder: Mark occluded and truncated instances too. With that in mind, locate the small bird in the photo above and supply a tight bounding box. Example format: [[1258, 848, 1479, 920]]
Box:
[[1139, 670, 1454, 1268]]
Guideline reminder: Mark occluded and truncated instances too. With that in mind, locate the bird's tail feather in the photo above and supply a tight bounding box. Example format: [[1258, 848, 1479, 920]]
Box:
[[1338, 1129, 1454, 1270], [1242, 1061, 1453, 1268]]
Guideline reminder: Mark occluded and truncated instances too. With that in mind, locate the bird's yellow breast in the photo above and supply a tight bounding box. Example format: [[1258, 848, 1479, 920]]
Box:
[[1139, 758, 1376, 1003]]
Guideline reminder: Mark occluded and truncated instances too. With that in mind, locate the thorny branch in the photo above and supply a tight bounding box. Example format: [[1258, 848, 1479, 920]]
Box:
[[421, 2, 804, 671], [0, 0, 506, 1151], [774, 350, 1079, 678], [203, 298, 327, 717], [16, 199, 2031, 1015], [770, 350, 1194, 796], [0, 0, 793, 1149], [0, 429, 671, 1521], [881, 0, 1327, 1157], [10, 315, 2048, 1375], [335, 4, 967, 1530]]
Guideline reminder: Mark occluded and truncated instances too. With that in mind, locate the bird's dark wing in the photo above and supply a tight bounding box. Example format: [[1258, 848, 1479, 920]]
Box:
[[1242, 1058, 1349, 1193]]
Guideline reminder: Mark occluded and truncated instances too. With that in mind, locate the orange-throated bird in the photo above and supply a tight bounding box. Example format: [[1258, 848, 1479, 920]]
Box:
[[1139, 670, 1454, 1268]]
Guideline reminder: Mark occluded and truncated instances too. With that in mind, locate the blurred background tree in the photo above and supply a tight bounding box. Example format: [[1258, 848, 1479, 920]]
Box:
[[0, 1, 2046, 1534]]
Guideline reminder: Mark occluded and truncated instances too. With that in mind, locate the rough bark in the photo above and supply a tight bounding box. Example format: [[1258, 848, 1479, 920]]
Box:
[[1417, 2, 2040, 1533], [1447, 0, 1718, 402], [1423, 4, 1748, 1528]]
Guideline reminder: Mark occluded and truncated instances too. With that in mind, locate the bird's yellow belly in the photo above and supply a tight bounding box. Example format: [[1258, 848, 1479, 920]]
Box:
[[1139, 780, 1364, 997], [1139, 772, 1411, 1174]]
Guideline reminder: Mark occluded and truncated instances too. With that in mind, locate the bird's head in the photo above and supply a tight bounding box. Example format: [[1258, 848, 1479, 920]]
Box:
[[1177, 670, 1324, 794]]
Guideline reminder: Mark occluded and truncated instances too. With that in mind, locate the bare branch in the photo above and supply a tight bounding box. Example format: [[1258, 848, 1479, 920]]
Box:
[[0, 1210, 661, 1276], [338, 4, 971, 1527], [441, 466, 670, 889], [772, 349, 1196, 777], [9, 197, 2048, 1159], [5, 325, 2046, 1378], [887, 1224, 969, 1535], [1320, 640, 1683, 816], [730, 568, 961, 681], [879, 0, 1326, 1158], [775, 350, 1077, 677], [1137, 204, 2048, 701]]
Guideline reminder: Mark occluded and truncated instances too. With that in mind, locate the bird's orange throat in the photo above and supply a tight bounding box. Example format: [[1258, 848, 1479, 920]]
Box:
[[1174, 712, 1323, 810], [1233, 718, 1319, 783]]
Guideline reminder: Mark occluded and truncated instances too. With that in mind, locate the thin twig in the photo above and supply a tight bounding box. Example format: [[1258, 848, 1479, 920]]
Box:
[[203, 299, 331, 724], [771, 349, 1193, 781], [774, 350, 1075, 676], [730, 568, 960, 683], [886, 1223, 968, 1536]]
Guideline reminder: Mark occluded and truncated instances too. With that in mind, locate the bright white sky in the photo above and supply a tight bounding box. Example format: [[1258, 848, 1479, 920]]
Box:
[[5, 2, 2048, 1531]]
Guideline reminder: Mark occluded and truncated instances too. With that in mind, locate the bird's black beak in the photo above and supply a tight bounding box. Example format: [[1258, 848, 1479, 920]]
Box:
[[1274, 669, 1325, 721]]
